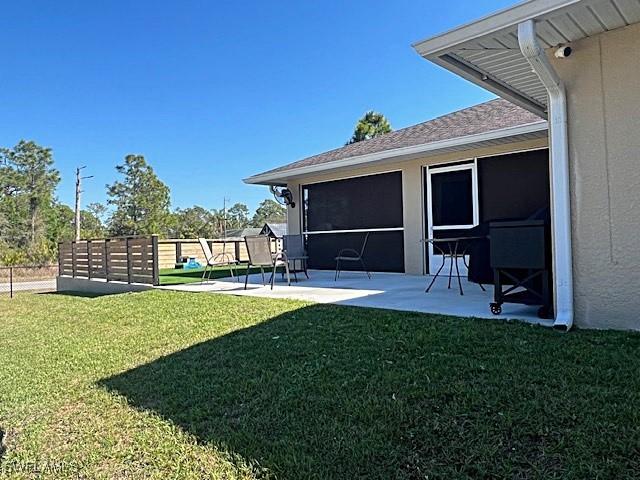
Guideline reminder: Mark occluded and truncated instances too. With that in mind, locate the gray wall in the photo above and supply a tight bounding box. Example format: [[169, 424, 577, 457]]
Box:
[[551, 23, 640, 330]]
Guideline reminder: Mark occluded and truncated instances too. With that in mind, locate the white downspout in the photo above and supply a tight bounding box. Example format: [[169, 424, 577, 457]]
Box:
[[518, 20, 573, 331]]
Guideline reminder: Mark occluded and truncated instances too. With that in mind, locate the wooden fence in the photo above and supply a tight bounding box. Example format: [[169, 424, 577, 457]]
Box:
[[157, 238, 280, 270], [59, 236, 281, 284], [58, 236, 160, 285]]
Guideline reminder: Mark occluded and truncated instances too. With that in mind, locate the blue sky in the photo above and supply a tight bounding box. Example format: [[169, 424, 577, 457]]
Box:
[[0, 0, 514, 213]]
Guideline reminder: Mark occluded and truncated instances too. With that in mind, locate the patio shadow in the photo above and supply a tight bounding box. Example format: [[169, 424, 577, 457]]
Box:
[[100, 304, 472, 477], [98, 303, 630, 478]]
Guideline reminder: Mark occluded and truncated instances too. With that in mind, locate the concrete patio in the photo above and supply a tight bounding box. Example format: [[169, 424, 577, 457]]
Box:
[[159, 270, 551, 325]]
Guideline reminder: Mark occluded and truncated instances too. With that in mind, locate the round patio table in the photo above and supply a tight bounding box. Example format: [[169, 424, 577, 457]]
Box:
[[422, 236, 487, 295]]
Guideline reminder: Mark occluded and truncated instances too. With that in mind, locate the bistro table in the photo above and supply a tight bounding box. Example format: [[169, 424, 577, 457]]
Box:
[[422, 236, 487, 295]]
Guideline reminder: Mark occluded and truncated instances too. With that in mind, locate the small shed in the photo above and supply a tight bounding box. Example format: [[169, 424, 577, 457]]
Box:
[[260, 223, 287, 239]]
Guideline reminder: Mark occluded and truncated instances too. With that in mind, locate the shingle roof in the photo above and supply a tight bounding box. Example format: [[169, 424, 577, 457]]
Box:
[[250, 99, 544, 179], [222, 227, 262, 240], [261, 223, 287, 238]]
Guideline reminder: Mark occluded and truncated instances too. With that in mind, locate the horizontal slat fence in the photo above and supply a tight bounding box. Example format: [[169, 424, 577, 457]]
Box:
[[59, 236, 281, 282], [59, 235, 159, 285]]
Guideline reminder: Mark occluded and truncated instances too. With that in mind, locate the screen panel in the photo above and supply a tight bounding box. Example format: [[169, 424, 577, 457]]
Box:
[[303, 172, 404, 273], [431, 169, 474, 226], [304, 172, 403, 232], [478, 149, 550, 222], [306, 231, 404, 272]]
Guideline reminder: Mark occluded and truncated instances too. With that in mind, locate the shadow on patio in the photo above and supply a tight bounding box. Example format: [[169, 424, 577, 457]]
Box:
[[98, 303, 638, 478]]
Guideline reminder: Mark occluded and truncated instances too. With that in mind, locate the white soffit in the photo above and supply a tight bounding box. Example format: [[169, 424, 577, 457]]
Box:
[[413, 0, 640, 117]]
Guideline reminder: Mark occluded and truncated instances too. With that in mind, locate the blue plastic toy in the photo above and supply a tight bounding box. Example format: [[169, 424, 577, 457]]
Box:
[[184, 257, 202, 269]]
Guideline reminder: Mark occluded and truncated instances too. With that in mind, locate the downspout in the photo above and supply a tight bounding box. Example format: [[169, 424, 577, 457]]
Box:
[[518, 20, 574, 331]]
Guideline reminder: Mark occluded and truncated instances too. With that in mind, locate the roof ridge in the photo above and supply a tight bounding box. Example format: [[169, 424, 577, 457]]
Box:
[[379, 98, 510, 137], [247, 98, 544, 181], [303, 99, 511, 159]]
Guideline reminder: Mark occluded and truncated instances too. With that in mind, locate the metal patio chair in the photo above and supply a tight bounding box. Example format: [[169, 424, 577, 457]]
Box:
[[244, 235, 291, 290], [199, 238, 238, 283], [282, 234, 309, 282], [334, 232, 371, 281]]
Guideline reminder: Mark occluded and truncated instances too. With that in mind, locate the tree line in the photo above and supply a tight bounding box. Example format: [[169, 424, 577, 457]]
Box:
[[0, 111, 392, 265], [0, 141, 285, 266]]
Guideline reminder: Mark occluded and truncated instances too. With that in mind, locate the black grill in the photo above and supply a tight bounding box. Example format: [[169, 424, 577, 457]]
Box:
[[489, 220, 552, 318]]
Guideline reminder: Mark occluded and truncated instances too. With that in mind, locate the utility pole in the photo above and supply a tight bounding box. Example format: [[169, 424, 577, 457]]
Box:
[[74, 166, 94, 241]]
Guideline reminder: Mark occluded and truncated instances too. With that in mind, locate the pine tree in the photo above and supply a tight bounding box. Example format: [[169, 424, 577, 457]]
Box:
[[106, 154, 171, 236], [347, 111, 392, 144]]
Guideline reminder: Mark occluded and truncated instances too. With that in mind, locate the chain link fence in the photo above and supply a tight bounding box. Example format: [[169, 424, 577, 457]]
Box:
[[0, 265, 58, 297]]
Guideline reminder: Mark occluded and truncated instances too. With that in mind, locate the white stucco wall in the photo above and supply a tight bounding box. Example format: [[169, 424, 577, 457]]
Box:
[[551, 23, 640, 330]]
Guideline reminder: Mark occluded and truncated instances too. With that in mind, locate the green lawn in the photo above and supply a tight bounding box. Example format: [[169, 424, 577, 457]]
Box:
[[159, 265, 283, 285], [1, 291, 640, 479]]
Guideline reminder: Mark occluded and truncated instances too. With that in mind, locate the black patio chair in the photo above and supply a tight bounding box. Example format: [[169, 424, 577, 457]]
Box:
[[334, 232, 371, 281], [282, 234, 309, 282]]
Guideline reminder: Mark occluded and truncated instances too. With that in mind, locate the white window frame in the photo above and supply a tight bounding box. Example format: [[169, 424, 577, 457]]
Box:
[[424, 159, 479, 275]]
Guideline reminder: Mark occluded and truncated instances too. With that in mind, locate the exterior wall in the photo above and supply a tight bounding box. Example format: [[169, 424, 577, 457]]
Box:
[[57, 276, 153, 295], [285, 137, 548, 275], [551, 23, 640, 330], [287, 181, 303, 237]]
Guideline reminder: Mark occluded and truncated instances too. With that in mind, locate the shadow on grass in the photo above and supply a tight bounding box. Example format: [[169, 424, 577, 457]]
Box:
[[99, 304, 640, 479], [41, 291, 116, 299]]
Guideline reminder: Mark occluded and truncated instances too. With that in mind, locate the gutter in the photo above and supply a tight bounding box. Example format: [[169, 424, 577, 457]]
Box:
[[518, 20, 574, 331], [244, 121, 548, 185]]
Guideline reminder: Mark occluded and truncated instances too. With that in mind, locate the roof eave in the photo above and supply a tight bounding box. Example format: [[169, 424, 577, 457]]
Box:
[[244, 121, 548, 185], [412, 0, 582, 57], [411, 0, 589, 118], [433, 54, 547, 118]]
